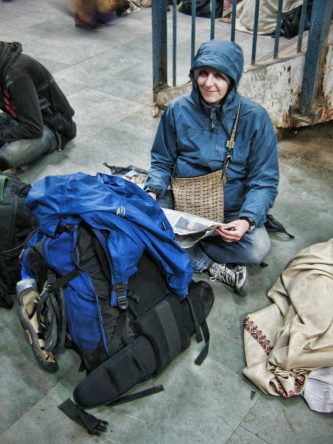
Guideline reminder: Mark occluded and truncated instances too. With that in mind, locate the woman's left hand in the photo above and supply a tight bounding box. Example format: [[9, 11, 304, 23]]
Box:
[[215, 219, 250, 243]]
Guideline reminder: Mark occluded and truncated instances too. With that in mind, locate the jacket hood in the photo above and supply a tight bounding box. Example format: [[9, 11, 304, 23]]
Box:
[[190, 40, 244, 88], [189, 40, 243, 130], [0, 41, 22, 83]]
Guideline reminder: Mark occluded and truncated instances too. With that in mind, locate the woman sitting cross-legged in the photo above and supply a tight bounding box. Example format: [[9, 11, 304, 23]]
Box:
[[144, 39, 279, 295]]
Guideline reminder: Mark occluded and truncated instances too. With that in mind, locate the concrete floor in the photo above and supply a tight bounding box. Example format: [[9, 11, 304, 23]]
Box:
[[0, 1, 333, 443]]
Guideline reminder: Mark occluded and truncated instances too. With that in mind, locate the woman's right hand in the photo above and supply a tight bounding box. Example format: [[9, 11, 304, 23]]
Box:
[[147, 191, 157, 200], [215, 219, 250, 243]]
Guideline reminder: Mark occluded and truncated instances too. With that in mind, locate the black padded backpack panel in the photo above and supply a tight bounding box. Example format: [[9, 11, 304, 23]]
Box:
[[0, 174, 35, 308]]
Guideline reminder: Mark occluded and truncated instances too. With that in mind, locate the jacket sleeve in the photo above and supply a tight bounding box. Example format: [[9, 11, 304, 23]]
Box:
[[0, 74, 44, 145], [144, 105, 178, 198], [239, 109, 279, 227]]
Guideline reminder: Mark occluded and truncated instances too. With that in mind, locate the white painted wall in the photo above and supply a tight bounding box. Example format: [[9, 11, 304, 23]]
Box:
[[239, 43, 333, 127]]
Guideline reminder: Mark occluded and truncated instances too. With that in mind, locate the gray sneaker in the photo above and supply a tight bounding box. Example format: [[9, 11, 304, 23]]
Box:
[[209, 263, 248, 295]]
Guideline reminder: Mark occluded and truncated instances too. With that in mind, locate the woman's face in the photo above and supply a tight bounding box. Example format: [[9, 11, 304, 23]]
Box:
[[196, 68, 230, 105]]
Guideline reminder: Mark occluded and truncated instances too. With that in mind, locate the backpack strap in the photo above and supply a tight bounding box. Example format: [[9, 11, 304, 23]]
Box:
[[221, 101, 242, 179], [264, 213, 295, 239], [106, 384, 164, 406], [58, 399, 108, 436], [186, 297, 210, 366], [36, 268, 80, 354], [108, 309, 130, 356], [58, 384, 165, 435], [91, 228, 129, 309], [194, 319, 210, 366]]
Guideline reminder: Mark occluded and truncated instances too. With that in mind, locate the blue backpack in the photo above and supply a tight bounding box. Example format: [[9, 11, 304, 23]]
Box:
[[18, 173, 214, 434]]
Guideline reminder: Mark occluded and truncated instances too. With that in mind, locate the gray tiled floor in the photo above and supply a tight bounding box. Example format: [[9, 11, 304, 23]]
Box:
[[0, 1, 333, 443]]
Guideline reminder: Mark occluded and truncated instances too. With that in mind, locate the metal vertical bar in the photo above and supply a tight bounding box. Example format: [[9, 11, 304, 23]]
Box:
[[231, 0, 237, 42], [297, 0, 309, 53], [251, 0, 260, 65], [273, 0, 283, 59], [210, 0, 216, 40], [300, 0, 333, 114], [172, 0, 177, 86], [152, 0, 168, 98], [191, 0, 197, 64]]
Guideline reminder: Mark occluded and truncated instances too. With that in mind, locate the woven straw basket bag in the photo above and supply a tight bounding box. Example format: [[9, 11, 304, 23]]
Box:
[[171, 170, 226, 223]]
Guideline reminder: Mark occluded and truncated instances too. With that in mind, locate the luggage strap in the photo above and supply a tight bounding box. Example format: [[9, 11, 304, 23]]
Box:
[[36, 269, 80, 353], [186, 297, 210, 366], [106, 384, 164, 406], [58, 385, 164, 435], [264, 214, 294, 239], [108, 309, 130, 356], [58, 399, 108, 435]]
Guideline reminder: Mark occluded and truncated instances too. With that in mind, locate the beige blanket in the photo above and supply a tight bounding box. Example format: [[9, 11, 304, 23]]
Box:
[[243, 238, 333, 398], [236, 0, 303, 35]]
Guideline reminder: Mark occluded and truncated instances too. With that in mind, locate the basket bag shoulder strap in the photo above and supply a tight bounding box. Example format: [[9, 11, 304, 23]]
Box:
[[221, 101, 242, 178]]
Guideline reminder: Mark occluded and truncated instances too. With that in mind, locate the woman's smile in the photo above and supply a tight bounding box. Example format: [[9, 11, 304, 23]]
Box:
[[196, 67, 230, 104]]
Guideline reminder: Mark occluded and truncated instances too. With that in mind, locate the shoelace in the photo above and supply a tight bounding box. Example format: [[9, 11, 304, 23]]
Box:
[[210, 264, 235, 286]]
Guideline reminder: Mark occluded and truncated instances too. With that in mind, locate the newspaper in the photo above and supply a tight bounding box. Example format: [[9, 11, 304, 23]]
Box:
[[103, 163, 148, 188], [121, 169, 147, 188], [162, 208, 224, 249]]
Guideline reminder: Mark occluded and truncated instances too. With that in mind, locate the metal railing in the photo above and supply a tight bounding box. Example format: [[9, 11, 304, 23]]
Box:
[[152, 0, 333, 118]]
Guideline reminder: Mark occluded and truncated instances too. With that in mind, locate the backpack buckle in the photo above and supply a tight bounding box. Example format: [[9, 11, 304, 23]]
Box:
[[114, 284, 128, 310]]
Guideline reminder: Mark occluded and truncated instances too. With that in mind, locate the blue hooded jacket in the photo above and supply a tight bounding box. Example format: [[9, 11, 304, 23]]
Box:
[[144, 40, 279, 226]]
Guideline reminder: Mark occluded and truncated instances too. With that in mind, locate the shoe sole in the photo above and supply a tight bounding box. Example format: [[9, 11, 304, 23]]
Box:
[[234, 267, 249, 296], [234, 279, 249, 296]]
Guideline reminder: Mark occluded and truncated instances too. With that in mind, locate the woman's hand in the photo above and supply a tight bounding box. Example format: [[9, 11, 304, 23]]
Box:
[[215, 219, 250, 243], [147, 191, 157, 200]]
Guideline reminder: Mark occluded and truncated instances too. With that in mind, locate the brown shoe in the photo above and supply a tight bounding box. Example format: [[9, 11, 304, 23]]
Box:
[[17, 281, 58, 372]]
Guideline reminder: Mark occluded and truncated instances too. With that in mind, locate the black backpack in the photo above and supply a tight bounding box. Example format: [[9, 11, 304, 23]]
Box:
[[19, 218, 214, 435], [279, 1, 313, 40], [179, 0, 223, 18], [0, 174, 36, 309]]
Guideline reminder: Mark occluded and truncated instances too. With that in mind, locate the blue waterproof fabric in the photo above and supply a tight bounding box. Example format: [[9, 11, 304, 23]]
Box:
[[22, 173, 193, 351], [21, 228, 110, 351], [25, 172, 193, 301], [144, 40, 279, 227]]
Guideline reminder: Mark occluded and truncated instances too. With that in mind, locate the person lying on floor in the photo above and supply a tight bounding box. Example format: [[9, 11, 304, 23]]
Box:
[[73, 0, 138, 29], [144, 39, 279, 295], [0, 41, 76, 171]]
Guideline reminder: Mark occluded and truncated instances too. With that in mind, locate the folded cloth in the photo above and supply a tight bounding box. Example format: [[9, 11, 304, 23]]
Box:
[[243, 238, 333, 398]]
